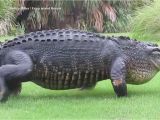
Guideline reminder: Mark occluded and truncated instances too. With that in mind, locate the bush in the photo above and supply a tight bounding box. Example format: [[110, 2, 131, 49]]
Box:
[[0, 0, 15, 36], [0, 0, 12, 18], [104, 0, 152, 33], [131, 0, 160, 41]]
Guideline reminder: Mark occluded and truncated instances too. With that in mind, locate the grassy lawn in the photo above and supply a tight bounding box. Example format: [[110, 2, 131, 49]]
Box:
[[1, 75, 160, 120], [0, 34, 160, 119]]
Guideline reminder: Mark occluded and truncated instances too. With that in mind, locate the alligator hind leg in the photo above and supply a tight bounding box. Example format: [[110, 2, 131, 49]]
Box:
[[110, 57, 127, 97], [6, 80, 22, 96], [0, 50, 33, 102], [0, 77, 9, 102]]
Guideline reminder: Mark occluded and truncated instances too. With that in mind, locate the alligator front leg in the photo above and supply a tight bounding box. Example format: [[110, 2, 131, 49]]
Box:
[[110, 57, 127, 97], [0, 51, 33, 102]]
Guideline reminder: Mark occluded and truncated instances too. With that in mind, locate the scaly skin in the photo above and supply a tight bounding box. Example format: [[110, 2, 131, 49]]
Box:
[[0, 29, 160, 102]]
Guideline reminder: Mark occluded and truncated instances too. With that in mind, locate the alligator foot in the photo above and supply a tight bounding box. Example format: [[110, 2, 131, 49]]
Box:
[[11, 87, 21, 96], [112, 79, 127, 97], [0, 81, 9, 102], [7, 81, 22, 96], [0, 81, 21, 102]]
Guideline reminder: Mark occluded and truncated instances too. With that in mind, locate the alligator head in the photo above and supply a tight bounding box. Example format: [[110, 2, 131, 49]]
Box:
[[147, 46, 160, 70]]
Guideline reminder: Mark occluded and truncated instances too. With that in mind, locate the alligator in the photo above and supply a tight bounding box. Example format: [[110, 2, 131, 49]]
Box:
[[0, 29, 160, 102]]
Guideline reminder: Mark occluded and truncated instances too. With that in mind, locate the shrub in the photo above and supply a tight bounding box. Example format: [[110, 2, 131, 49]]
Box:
[[104, 0, 152, 33], [131, 0, 160, 41], [0, 0, 15, 36]]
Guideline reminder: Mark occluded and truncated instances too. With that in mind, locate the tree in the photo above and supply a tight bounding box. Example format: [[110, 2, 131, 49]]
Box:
[[15, 0, 149, 33]]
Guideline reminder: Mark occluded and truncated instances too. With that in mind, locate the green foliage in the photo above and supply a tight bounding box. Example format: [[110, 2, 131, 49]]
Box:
[[0, 0, 24, 36], [104, 0, 153, 33], [8, 25, 25, 36], [0, 0, 16, 36], [131, 0, 160, 41], [104, 6, 132, 33], [16, 0, 152, 33], [0, 0, 12, 19]]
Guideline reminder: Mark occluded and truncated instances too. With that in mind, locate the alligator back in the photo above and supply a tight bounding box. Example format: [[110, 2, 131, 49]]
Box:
[[1, 29, 120, 90]]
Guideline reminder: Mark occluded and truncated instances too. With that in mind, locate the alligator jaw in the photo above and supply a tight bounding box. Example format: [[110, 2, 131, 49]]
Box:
[[151, 59, 160, 70]]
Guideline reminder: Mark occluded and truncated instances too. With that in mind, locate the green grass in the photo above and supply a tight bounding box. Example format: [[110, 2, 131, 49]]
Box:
[[1, 34, 160, 119], [1, 73, 160, 120]]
